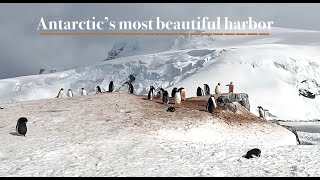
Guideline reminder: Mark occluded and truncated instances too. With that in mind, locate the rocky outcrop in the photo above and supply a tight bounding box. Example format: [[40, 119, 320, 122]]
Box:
[[215, 93, 250, 113], [281, 125, 301, 145]]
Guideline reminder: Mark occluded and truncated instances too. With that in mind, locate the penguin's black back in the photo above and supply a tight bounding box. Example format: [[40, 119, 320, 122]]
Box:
[[171, 88, 177, 98], [16, 117, 28, 136], [197, 87, 203, 96], [163, 90, 169, 103], [109, 81, 114, 92], [207, 97, 214, 113], [97, 86, 102, 93]]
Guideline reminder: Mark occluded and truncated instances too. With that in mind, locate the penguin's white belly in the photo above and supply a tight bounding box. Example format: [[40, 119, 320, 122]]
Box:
[[174, 93, 181, 105]]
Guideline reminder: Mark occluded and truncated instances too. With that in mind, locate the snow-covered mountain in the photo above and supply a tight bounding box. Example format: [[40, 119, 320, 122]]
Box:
[[0, 27, 320, 121]]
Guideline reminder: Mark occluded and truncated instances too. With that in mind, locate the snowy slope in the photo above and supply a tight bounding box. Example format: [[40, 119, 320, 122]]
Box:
[[0, 27, 320, 121], [2, 93, 315, 177]]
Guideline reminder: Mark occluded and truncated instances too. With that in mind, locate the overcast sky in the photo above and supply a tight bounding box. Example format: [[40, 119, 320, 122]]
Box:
[[1, 3, 320, 79]]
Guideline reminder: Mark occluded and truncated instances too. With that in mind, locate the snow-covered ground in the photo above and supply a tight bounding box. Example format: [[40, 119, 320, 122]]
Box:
[[0, 27, 320, 121], [1, 93, 319, 177]]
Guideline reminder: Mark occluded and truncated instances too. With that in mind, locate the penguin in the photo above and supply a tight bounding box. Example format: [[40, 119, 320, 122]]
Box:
[[166, 107, 175, 112], [162, 90, 169, 104], [171, 87, 177, 98], [227, 82, 234, 93], [204, 84, 211, 95], [196, 87, 204, 96], [108, 81, 114, 93], [257, 106, 268, 120], [96, 86, 102, 94], [80, 88, 88, 96], [16, 117, 28, 136], [214, 83, 221, 95], [244, 148, 261, 159], [178, 87, 187, 101], [148, 86, 155, 100], [128, 83, 134, 94], [56, 88, 64, 98], [206, 95, 217, 113], [67, 89, 73, 97], [174, 89, 181, 106]]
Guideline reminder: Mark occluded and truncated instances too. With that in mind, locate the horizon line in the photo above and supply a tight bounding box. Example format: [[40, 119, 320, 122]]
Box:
[[39, 32, 270, 36]]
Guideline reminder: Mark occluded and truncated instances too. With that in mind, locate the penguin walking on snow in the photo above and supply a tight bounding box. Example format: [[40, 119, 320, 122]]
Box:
[[162, 90, 169, 104], [206, 95, 217, 113], [148, 86, 155, 100], [257, 106, 268, 120], [197, 87, 204, 96], [215, 83, 221, 95], [109, 81, 114, 93], [56, 88, 64, 98], [174, 88, 181, 106], [171, 87, 177, 98], [80, 88, 88, 96], [178, 87, 187, 101], [67, 89, 73, 97], [96, 86, 102, 94], [16, 117, 28, 136], [204, 84, 210, 95]]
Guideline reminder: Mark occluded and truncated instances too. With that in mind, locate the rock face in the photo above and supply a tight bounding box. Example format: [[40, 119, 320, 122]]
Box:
[[215, 93, 250, 113], [281, 125, 301, 145]]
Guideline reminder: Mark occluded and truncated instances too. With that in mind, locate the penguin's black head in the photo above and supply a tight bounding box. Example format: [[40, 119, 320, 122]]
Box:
[[68, 89, 72, 91], [81, 88, 84, 90], [218, 83, 220, 85], [61, 88, 64, 90], [257, 106, 263, 110], [18, 117, 28, 124]]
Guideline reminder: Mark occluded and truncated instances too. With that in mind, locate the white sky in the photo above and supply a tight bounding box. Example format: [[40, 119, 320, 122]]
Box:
[[0, 3, 319, 79]]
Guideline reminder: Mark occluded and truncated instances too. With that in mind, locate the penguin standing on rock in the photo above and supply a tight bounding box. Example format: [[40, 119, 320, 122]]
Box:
[[171, 87, 177, 98], [108, 81, 114, 93], [197, 87, 204, 96], [67, 89, 73, 97], [206, 95, 217, 113], [178, 87, 187, 101], [16, 117, 28, 136], [174, 88, 181, 106], [96, 86, 102, 94], [162, 90, 169, 104], [80, 88, 88, 96], [215, 83, 221, 95], [204, 84, 211, 95], [56, 88, 64, 98]]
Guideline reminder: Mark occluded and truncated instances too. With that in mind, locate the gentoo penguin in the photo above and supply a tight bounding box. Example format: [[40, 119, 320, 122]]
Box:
[[196, 87, 204, 96], [178, 87, 187, 101], [96, 86, 102, 94], [257, 106, 268, 120], [56, 88, 64, 98], [128, 83, 134, 94], [214, 83, 221, 95], [80, 88, 88, 96], [108, 81, 114, 93], [174, 88, 181, 106], [67, 89, 73, 97], [166, 107, 175, 112], [162, 90, 169, 104], [204, 84, 210, 95], [16, 117, 28, 136], [171, 87, 177, 98], [206, 95, 217, 113], [244, 148, 261, 159], [148, 86, 155, 100]]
